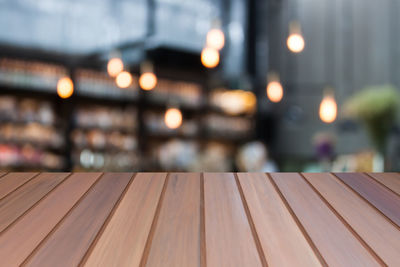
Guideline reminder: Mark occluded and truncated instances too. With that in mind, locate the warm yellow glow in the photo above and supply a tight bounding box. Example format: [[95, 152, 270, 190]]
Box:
[[107, 57, 124, 77], [267, 81, 284, 103], [217, 90, 256, 115], [116, 71, 133, 88], [165, 108, 183, 129], [206, 29, 225, 50], [287, 34, 305, 53], [57, 77, 74, 99], [139, 72, 157, 90], [319, 95, 337, 123], [201, 47, 220, 68], [243, 91, 257, 111]]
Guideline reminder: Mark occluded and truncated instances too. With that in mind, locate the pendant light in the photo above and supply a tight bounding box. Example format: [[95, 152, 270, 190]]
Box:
[[57, 76, 74, 99], [139, 61, 157, 91], [107, 51, 124, 77], [319, 3, 338, 124], [201, 19, 223, 68], [165, 107, 183, 129], [266, 72, 284, 103], [287, 21, 305, 53], [201, 47, 220, 68], [116, 71, 133, 88], [319, 88, 337, 123], [206, 20, 225, 50]]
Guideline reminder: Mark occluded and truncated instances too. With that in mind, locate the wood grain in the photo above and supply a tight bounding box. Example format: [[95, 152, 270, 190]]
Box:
[[237, 173, 322, 267], [145, 173, 201, 267], [0, 172, 69, 233], [203, 173, 263, 267], [303, 173, 400, 266], [0, 172, 398, 266], [0, 172, 101, 266], [24, 173, 133, 267], [83, 173, 167, 267], [367, 173, 400, 196], [334, 173, 400, 227], [270, 173, 381, 266], [0, 172, 7, 179], [0, 172, 38, 200]]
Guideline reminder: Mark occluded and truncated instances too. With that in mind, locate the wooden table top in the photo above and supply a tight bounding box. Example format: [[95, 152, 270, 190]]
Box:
[[0, 172, 399, 266]]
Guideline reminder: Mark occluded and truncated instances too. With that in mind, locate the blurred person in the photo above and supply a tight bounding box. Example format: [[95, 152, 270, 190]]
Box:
[[236, 141, 278, 172], [304, 132, 336, 172]]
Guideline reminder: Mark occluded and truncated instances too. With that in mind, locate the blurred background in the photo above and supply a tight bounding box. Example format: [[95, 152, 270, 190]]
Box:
[[0, 0, 400, 172]]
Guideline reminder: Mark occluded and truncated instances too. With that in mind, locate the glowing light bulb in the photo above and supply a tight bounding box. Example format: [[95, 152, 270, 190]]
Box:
[[287, 21, 305, 53], [107, 57, 124, 77], [139, 72, 157, 90], [206, 29, 225, 50], [201, 47, 220, 68], [57, 77, 74, 99], [287, 34, 305, 53], [319, 94, 337, 123], [116, 71, 133, 88], [165, 108, 182, 129], [267, 81, 284, 103]]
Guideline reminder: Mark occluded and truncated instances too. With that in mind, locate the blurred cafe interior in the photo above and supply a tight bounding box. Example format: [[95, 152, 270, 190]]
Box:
[[0, 0, 400, 172]]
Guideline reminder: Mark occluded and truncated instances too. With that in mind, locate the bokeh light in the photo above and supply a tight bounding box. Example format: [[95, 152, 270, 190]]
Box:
[[319, 95, 337, 123], [165, 108, 183, 129], [201, 47, 220, 68], [219, 90, 256, 115], [107, 57, 124, 77], [57, 77, 74, 99], [139, 72, 157, 90], [206, 29, 225, 50], [115, 71, 133, 88], [267, 81, 284, 103], [287, 33, 305, 53]]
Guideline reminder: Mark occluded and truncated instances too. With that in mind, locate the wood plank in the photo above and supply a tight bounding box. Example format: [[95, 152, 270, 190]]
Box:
[[334, 173, 400, 227], [24, 173, 133, 267], [0, 172, 38, 200], [0, 172, 102, 266], [204, 173, 263, 267], [145, 173, 201, 267], [83, 173, 167, 267], [0, 172, 69, 233], [270, 173, 381, 266], [303, 173, 400, 266], [0, 172, 7, 179], [367, 172, 400, 196], [237, 173, 322, 267]]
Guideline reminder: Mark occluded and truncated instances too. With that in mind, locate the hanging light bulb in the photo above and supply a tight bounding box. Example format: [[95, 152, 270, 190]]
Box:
[[287, 34, 305, 53], [206, 29, 225, 50], [206, 19, 225, 50], [266, 72, 284, 103], [287, 21, 305, 53], [139, 73, 157, 90], [107, 57, 124, 77], [139, 61, 157, 90], [57, 76, 74, 99], [267, 81, 284, 102], [201, 47, 220, 68], [165, 107, 183, 129], [116, 71, 133, 88], [319, 89, 337, 123]]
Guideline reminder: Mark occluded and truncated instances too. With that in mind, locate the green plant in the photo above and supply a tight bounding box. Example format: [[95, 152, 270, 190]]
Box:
[[343, 85, 400, 153]]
